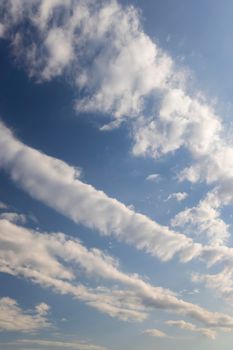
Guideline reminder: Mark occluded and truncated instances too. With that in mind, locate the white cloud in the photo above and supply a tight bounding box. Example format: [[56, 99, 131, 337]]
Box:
[[2, 0, 233, 217], [0, 212, 27, 225], [2, 0, 233, 248], [3, 122, 233, 310], [35, 303, 50, 316], [146, 173, 160, 182], [143, 328, 168, 338], [1, 218, 233, 330], [0, 0, 172, 118], [192, 267, 233, 306], [0, 297, 50, 332], [167, 192, 188, 202], [166, 320, 216, 339], [132, 88, 221, 158], [171, 193, 229, 246], [0, 121, 201, 263]]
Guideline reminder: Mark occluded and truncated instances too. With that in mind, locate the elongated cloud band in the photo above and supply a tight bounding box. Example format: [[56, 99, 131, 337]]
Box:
[[2, 217, 233, 331], [2, 121, 233, 272], [0, 121, 201, 263]]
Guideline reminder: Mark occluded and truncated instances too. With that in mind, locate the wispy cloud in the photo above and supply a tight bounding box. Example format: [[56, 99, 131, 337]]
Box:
[[2, 122, 233, 304], [143, 328, 169, 338], [1, 0, 232, 256], [1, 218, 233, 331], [9, 338, 107, 350], [166, 319, 216, 339], [171, 192, 229, 246], [0, 297, 50, 332], [167, 192, 188, 202], [0, 0, 172, 118], [0, 121, 201, 263], [146, 173, 160, 182], [0, 212, 27, 225]]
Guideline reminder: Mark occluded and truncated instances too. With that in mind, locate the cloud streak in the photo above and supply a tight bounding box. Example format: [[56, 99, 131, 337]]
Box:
[[1, 218, 233, 331], [166, 319, 216, 339], [0, 121, 201, 263], [0, 297, 50, 332]]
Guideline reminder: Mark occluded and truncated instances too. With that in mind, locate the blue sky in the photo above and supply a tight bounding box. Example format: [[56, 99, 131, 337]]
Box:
[[1, 1, 233, 349]]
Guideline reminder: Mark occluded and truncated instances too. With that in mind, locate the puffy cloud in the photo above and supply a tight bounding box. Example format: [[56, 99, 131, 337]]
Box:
[[0, 297, 50, 332], [0, 121, 201, 263], [35, 303, 50, 316], [171, 193, 229, 246], [1, 0, 233, 212], [0, 212, 27, 225], [0, 0, 172, 118], [166, 320, 216, 339], [2, 0, 233, 239], [192, 267, 233, 306], [167, 192, 188, 202], [132, 88, 221, 159], [2, 122, 233, 294]]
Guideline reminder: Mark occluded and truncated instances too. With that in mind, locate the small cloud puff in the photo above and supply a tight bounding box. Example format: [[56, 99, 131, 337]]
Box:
[[146, 173, 160, 182], [143, 328, 168, 338], [167, 192, 188, 202]]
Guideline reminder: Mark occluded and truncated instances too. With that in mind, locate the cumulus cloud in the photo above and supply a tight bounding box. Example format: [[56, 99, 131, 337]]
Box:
[[171, 192, 229, 246], [0, 121, 201, 263], [35, 303, 50, 316], [1, 0, 233, 255], [0, 297, 50, 332], [2, 122, 233, 299], [1, 0, 233, 220], [132, 88, 221, 159], [0, 0, 172, 118], [2, 0, 233, 329], [0, 212, 27, 225]]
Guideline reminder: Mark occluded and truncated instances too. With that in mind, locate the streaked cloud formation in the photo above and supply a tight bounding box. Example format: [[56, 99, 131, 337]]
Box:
[[0, 297, 50, 332], [0, 121, 201, 263], [1, 0, 233, 346], [2, 217, 233, 331], [166, 320, 216, 339]]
